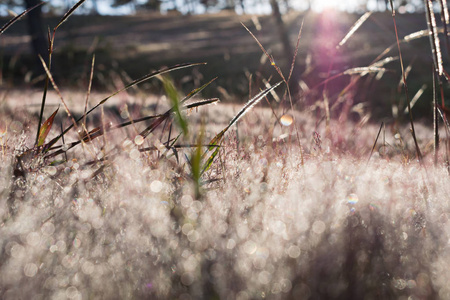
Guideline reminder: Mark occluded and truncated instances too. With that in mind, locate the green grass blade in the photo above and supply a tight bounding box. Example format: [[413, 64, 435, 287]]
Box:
[[207, 128, 226, 151], [202, 145, 220, 175], [191, 129, 204, 199], [162, 76, 188, 136]]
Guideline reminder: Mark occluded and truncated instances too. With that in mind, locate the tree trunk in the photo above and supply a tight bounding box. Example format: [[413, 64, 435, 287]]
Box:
[[24, 0, 48, 70]]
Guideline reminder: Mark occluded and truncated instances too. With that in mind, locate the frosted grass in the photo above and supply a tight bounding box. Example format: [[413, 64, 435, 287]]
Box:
[[1, 115, 450, 299]]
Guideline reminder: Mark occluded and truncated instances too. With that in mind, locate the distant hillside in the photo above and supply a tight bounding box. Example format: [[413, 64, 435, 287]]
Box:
[[0, 11, 439, 117]]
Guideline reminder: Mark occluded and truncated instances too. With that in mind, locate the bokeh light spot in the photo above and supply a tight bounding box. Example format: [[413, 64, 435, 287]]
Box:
[[280, 114, 293, 126], [24, 263, 38, 277]]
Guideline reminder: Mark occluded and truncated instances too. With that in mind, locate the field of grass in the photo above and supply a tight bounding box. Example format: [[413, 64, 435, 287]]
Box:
[[2, 1, 450, 299]]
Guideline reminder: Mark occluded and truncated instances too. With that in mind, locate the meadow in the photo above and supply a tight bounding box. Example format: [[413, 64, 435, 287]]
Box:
[[1, 1, 450, 299]]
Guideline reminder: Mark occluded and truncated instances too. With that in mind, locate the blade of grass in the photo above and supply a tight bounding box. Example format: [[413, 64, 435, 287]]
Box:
[[44, 96, 217, 158], [60, 122, 68, 162], [184, 98, 220, 110], [191, 127, 204, 199], [438, 0, 450, 58], [367, 122, 384, 163], [138, 77, 215, 140], [161, 76, 188, 136], [0, 2, 45, 35], [230, 81, 282, 128], [288, 19, 304, 82], [43, 63, 204, 152], [433, 68, 439, 166], [38, 56, 79, 133], [241, 22, 286, 83], [403, 84, 427, 114], [389, 0, 422, 161], [337, 12, 372, 49], [180, 77, 217, 104], [36, 0, 88, 147], [54, 0, 88, 31], [426, 0, 444, 77], [241, 22, 304, 164], [83, 54, 95, 133], [202, 82, 282, 174], [437, 107, 450, 173], [37, 107, 59, 147]]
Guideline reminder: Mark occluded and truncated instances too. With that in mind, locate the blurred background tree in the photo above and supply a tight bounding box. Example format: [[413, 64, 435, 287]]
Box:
[[0, 0, 429, 83], [23, 0, 47, 73], [0, 0, 428, 16]]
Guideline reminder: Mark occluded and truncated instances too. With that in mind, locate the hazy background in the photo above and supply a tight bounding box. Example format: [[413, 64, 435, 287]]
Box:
[[0, 0, 445, 119]]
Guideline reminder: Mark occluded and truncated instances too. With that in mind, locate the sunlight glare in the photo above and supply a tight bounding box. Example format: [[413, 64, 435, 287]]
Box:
[[311, 0, 360, 12]]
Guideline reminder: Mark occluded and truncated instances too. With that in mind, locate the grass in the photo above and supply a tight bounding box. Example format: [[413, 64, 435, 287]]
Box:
[[1, 1, 450, 299]]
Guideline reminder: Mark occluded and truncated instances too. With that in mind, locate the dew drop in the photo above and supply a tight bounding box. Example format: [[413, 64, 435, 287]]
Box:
[[280, 114, 293, 126], [181, 195, 193, 208], [281, 278, 293, 293], [129, 148, 140, 160], [66, 286, 79, 299], [134, 135, 144, 145], [73, 238, 81, 248], [187, 230, 199, 242], [243, 240, 257, 255], [191, 201, 203, 213], [287, 245, 301, 258], [258, 271, 271, 284], [150, 180, 163, 193], [49, 245, 58, 253], [227, 239, 236, 249], [26, 232, 41, 246], [181, 272, 195, 286], [122, 139, 133, 150], [24, 263, 38, 277], [347, 193, 359, 205], [41, 222, 55, 236], [182, 223, 193, 234], [312, 220, 326, 234], [120, 109, 130, 119], [44, 166, 57, 176], [82, 261, 94, 275]]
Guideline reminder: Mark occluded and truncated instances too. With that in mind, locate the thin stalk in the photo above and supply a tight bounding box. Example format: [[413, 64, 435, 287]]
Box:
[[438, 0, 450, 58], [389, 0, 422, 161], [83, 54, 95, 132], [368, 122, 384, 163], [437, 107, 450, 173], [241, 22, 304, 165], [433, 67, 439, 165], [0, 2, 44, 35], [35, 28, 53, 146]]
